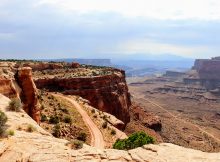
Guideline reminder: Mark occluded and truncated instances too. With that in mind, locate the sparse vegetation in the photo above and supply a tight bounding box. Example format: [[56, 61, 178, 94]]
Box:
[[8, 98, 22, 112], [67, 140, 83, 149], [41, 114, 47, 122], [63, 116, 72, 124], [0, 111, 8, 135], [102, 121, 108, 129], [60, 107, 69, 114], [26, 124, 36, 132], [7, 130, 15, 136], [77, 132, 87, 142], [49, 115, 59, 124], [111, 129, 116, 135], [113, 132, 155, 150], [52, 124, 60, 137], [91, 109, 96, 113]]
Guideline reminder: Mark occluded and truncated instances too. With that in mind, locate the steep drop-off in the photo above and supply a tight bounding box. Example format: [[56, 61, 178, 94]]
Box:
[[34, 69, 131, 125]]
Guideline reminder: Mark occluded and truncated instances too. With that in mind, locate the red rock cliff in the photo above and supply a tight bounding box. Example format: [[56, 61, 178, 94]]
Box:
[[34, 70, 131, 125], [17, 67, 40, 123]]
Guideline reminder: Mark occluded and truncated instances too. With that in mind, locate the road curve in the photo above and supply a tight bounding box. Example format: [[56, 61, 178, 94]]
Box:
[[54, 94, 105, 149]]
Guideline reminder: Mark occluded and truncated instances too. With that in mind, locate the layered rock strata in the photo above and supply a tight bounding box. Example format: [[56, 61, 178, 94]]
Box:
[[34, 70, 131, 125]]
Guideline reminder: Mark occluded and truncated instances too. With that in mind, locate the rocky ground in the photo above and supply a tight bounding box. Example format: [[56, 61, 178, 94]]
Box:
[[1, 94, 220, 162]]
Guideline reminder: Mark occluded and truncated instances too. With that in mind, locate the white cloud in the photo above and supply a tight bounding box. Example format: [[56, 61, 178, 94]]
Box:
[[36, 0, 220, 20], [109, 38, 213, 58]]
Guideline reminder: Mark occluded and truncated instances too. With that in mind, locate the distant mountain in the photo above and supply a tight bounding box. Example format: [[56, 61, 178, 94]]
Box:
[[109, 53, 192, 61]]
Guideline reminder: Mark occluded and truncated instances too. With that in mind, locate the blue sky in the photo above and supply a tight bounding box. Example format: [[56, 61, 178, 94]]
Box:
[[0, 0, 220, 59]]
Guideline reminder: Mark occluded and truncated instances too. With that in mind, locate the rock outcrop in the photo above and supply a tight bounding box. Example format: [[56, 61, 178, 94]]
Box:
[[16, 67, 40, 123], [0, 93, 220, 162], [0, 76, 18, 98], [34, 70, 131, 125], [184, 57, 220, 90]]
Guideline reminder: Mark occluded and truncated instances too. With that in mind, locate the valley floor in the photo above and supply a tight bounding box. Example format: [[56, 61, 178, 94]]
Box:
[[129, 79, 220, 152]]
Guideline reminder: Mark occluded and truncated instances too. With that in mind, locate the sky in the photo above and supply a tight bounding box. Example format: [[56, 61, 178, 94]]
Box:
[[0, 0, 220, 60]]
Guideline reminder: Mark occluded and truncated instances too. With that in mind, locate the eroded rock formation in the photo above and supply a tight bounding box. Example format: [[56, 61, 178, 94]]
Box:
[[16, 67, 40, 123], [186, 57, 220, 90], [34, 70, 131, 125]]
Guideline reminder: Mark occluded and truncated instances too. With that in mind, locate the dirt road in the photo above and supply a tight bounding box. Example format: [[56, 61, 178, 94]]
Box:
[[55, 94, 105, 149]]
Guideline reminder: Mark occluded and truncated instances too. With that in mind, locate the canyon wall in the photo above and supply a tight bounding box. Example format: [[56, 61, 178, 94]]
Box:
[[34, 71, 131, 125], [194, 59, 220, 80], [185, 58, 220, 90]]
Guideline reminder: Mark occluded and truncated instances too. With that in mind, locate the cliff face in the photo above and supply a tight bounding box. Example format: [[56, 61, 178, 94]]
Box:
[[34, 71, 131, 125], [17, 67, 40, 123], [194, 59, 220, 80], [185, 58, 220, 90]]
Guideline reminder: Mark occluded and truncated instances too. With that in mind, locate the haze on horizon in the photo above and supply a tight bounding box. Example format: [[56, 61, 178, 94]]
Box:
[[0, 0, 220, 60]]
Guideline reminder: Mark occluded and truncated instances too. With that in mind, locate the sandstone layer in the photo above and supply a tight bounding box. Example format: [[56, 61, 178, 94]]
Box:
[[34, 69, 131, 125]]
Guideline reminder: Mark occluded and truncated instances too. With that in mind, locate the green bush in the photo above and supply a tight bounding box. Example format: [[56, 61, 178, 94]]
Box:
[[8, 98, 22, 112], [0, 111, 8, 135], [113, 132, 155, 150], [63, 116, 72, 124], [49, 115, 59, 124], [77, 132, 87, 142]]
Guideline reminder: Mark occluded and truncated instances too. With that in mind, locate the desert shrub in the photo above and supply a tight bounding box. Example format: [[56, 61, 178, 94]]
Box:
[[102, 121, 108, 129], [7, 130, 15, 136], [60, 107, 69, 114], [91, 109, 95, 113], [113, 132, 155, 150], [41, 114, 47, 122], [8, 98, 22, 112], [0, 111, 8, 135], [93, 115, 97, 118], [67, 140, 83, 149], [111, 129, 116, 135], [77, 132, 87, 142], [26, 124, 36, 132], [63, 116, 72, 124], [49, 115, 59, 124], [102, 115, 107, 120], [41, 104, 45, 110], [52, 124, 60, 137]]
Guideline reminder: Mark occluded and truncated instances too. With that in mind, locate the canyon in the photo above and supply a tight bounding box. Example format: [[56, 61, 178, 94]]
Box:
[[128, 57, 220, 152], [0, 60, 220, 161]]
